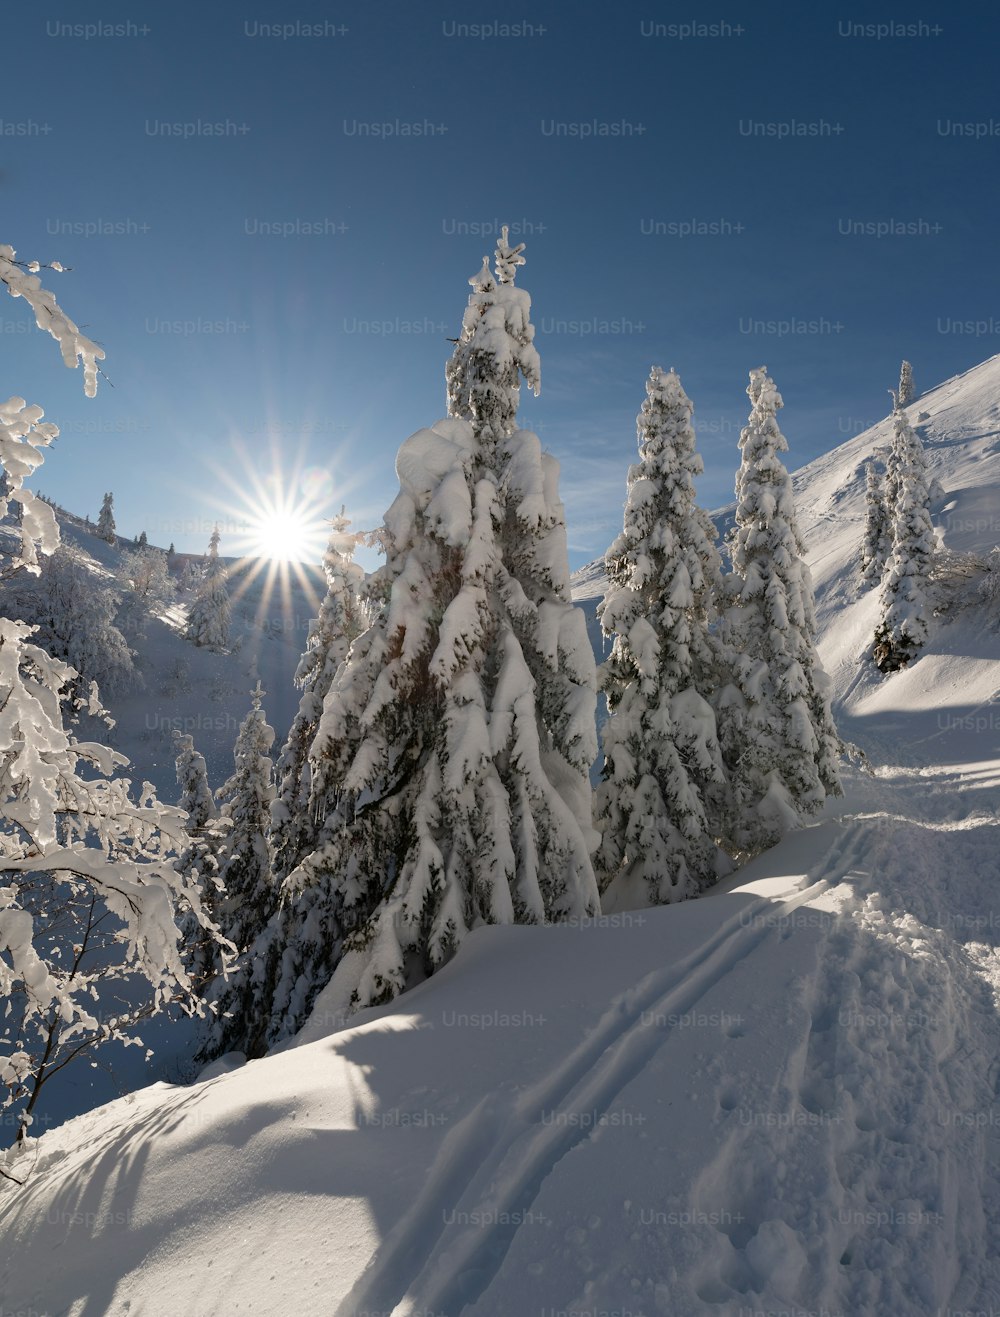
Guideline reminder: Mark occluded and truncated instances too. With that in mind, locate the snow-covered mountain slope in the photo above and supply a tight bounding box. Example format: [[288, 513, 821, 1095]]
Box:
[[4, 357, 1000, 1316], [4, 515, 325, 799], [788, 352, 1000, 769]]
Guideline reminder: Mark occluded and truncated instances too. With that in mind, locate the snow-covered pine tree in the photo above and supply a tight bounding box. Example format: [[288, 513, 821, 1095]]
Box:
[[197, 685, 277, 1051], [173, 732, 228, 987], [718, 367, 842, 855], [873, 403, 936, 672], [270, 510, 367, 883], [97, 491, 116, 545], [214, 683, 277, 952], [185, 526, 230, 650], [137, 530, 147, 547], [898, 359, 915, 407], [444, 225, 539, 445], [176, 732, 216, 830], [595, 366, 728, 906], [238, 227, 599, 1051], [860, 460, 892, 586], [882, 388, 904, 520]]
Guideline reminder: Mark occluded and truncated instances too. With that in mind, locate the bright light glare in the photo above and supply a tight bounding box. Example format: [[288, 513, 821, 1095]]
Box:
[[189, 431, 365, 635], [250, 509, 316, 562]]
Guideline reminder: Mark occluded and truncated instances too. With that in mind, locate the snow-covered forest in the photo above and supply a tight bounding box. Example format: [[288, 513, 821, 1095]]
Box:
[[2, 227, 1000, 1317]]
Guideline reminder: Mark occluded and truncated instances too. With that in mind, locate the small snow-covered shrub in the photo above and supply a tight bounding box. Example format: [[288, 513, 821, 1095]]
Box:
[[929, 547, 1000, 621]]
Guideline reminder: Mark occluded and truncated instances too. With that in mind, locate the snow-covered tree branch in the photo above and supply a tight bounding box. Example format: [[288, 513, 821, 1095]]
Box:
[[0, 247, 227, 1150]]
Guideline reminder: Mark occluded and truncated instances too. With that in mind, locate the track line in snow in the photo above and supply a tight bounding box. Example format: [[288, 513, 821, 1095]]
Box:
[[335, 821, 869, 1317], [685, 812, 1000, 1314]]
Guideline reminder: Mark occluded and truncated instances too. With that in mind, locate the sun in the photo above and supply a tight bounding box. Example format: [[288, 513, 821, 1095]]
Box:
[[249, 509, 317, 562]]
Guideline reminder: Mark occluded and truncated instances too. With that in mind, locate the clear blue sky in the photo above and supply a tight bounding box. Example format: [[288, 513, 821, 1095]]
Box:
[[3, 2, 997, 568]]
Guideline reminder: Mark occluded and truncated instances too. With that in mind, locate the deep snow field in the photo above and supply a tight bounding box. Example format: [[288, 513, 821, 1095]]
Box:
[[3, 356, 1000, 1316]]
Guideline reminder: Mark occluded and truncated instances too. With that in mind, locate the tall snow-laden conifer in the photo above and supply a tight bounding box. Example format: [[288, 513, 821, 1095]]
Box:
[[270, 511, 367, 882], [898, 359, 915, 407], [198, 686, 276, 1053], [595, 367, 728, 905], [175, 732, 216, 831], [173, 732, 227, 987], [97, 492, 115, 545], [214, 683, 276, 952], [444, 226, 539, 443], [185, 526, 230, 650], [883, 389, 904, 522], [860, 460, 892, 586], [719, 367, 842, 855], [873, 404, 935, 672], [231, 227, 598, 1054]]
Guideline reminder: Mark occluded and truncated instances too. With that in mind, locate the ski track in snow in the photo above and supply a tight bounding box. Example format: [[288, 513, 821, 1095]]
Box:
[[689, 821, 1000, 1313], [333, 796, 1000, 1317], [337, 824, 871, 1317], [668, 794, 1000, 1317]]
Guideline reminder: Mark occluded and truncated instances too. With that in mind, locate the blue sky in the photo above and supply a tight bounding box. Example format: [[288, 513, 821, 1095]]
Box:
[[3, 2, 998, 568]]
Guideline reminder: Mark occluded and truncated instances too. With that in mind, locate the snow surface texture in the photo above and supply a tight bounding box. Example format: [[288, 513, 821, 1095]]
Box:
[[4, 356, 1000, 1314]]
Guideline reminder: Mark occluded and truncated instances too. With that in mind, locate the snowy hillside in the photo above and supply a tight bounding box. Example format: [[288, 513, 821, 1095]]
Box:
[[7, 515, 325, 798], [788, 351, 1000, 769], [4, 356, 1000, 1316]]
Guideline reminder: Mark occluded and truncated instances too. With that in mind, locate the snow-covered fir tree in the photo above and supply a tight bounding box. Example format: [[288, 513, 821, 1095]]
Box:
[[444, 224, 539, 444], [718, 367, 842, 855], [198, 685, 277, 1053], [898, 359, 915, 407], [228, 227, 599, 1054], [883, 388, 904, 520], [185, 526, 230, 650], [270, 510, 367, 883], [173, 732, 228, 988], [595, 366, 728, 906], [860, 460, 892, 586], [136, 529, 147, 547], [873, 404, 936, 672], [214, 683, 277, 952], [176, 732, 216, 830], [97, 491, 116, 545]]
